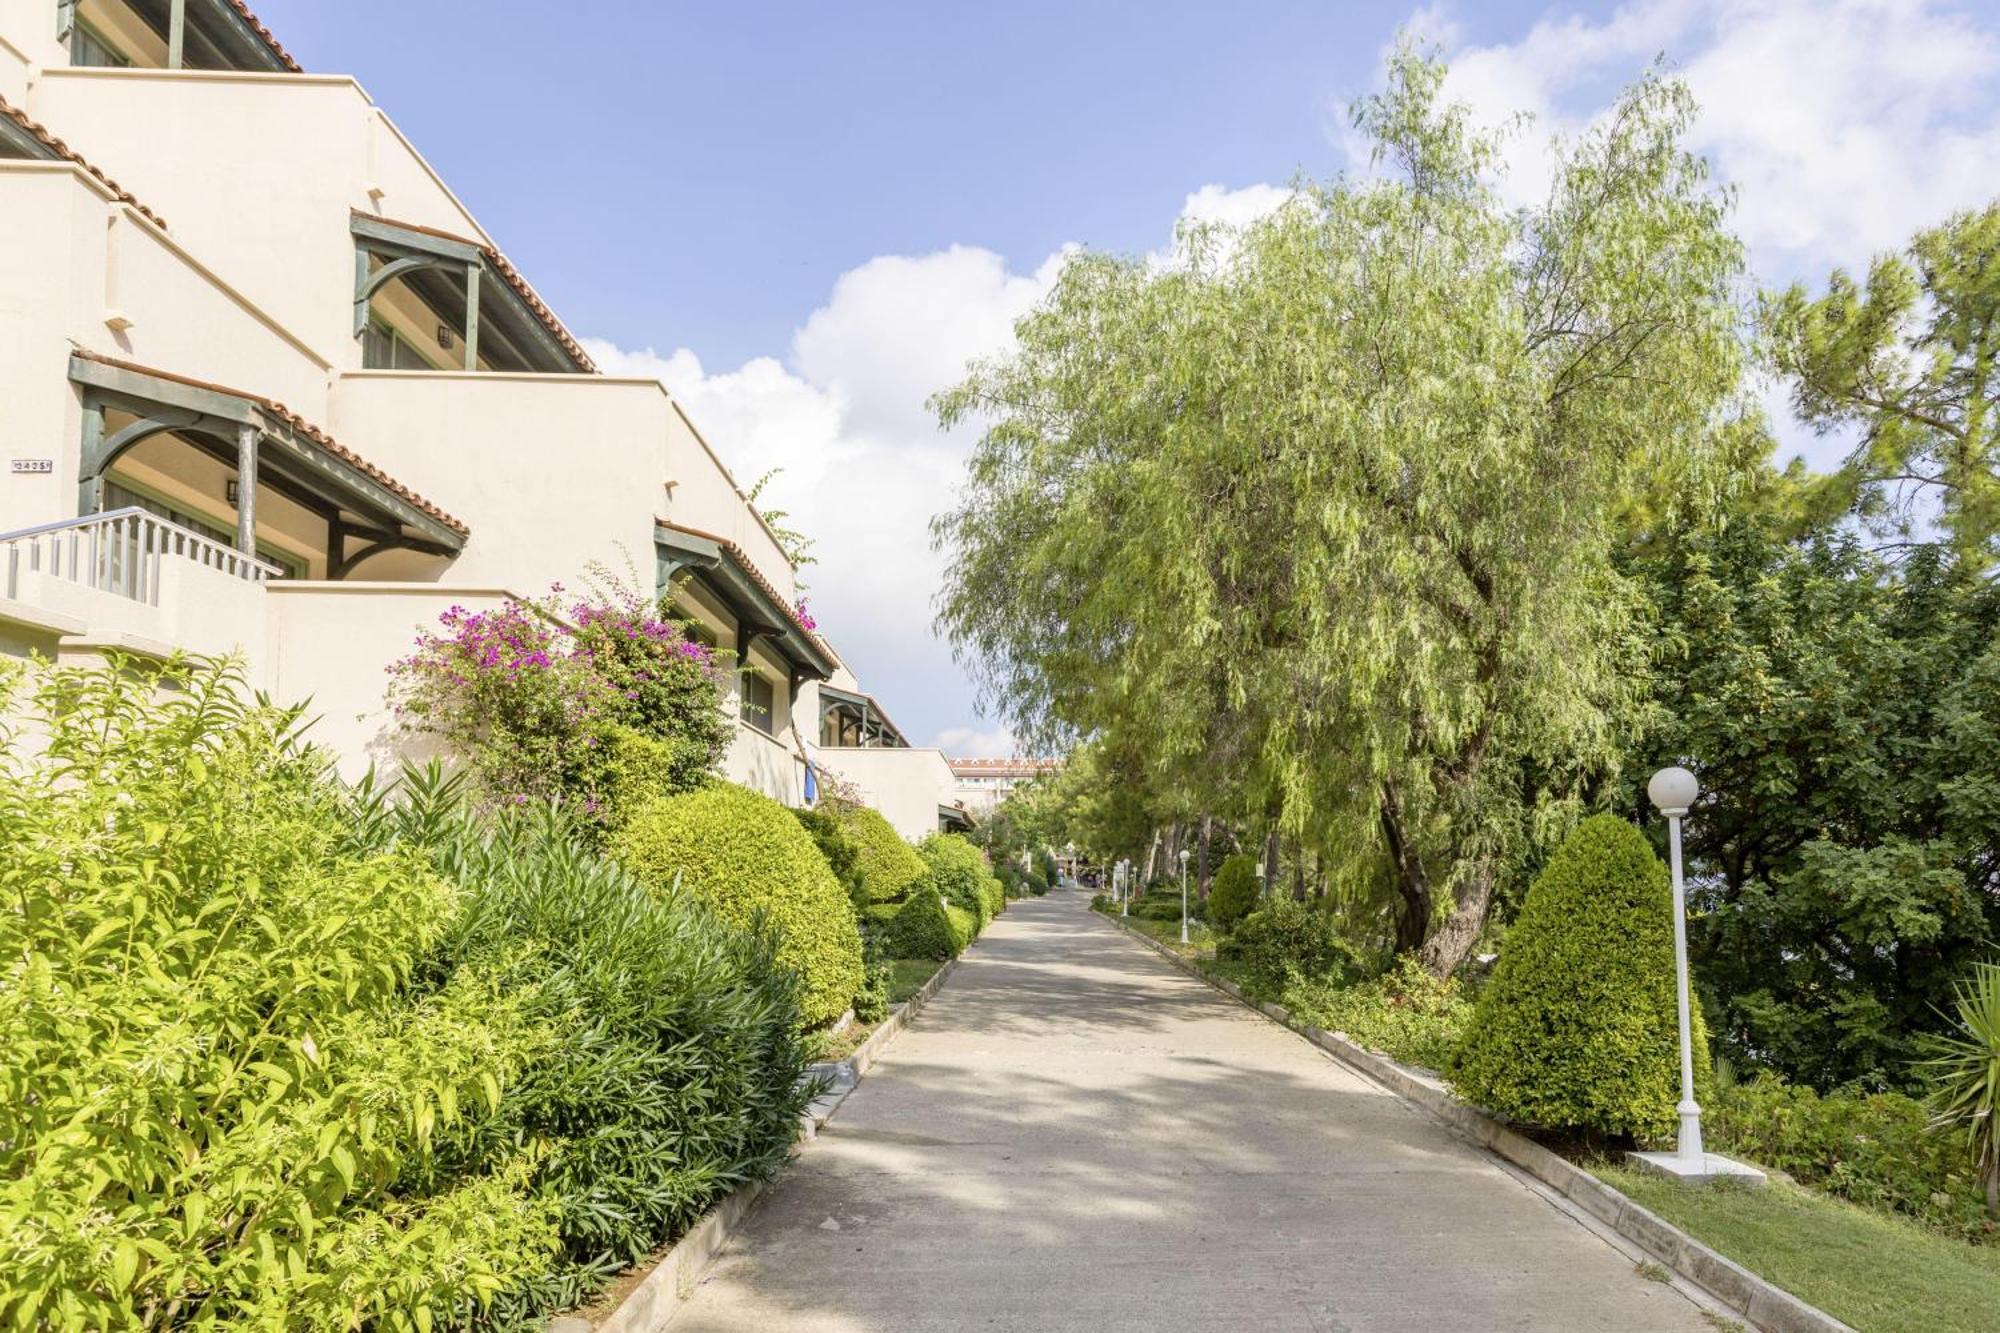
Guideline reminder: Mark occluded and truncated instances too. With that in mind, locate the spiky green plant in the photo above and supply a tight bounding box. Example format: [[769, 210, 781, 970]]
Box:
[[1918, 961, 2000, 1219]]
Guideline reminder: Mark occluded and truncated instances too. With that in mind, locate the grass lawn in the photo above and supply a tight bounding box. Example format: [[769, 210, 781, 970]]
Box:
[[1094, 903, 1218, 958], [1595, 1166, 2000, 1333], [886, 957, 946, 1004]]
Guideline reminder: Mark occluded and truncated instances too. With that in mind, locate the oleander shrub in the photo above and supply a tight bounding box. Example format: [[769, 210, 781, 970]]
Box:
[[1027, 871, 1050, 896], [1206, 854, 1260, 931], [793, 805, 867, 908], [355, 772, 815, 1315], [1451, 814, 1709, 1141], [835, 805, 928, 902], [885, 891, 959, 961], [387, 572, 729, 829], [997, 863, 1026, 898], [1704, 1075, 1994, 1241], [1036, 849, 1059, 884], [613, 783, 865, 1027], [1219, 896, 1360, 994], [0, 659, 560, 1331]]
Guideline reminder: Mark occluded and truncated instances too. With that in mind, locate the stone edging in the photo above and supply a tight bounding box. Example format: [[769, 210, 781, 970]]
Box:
[[556, 948, 967, 1333], [1102, 913, 1853, 1333]]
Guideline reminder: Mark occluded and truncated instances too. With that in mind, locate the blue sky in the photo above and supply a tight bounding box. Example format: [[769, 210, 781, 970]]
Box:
[[258, 1, 2000, 751]]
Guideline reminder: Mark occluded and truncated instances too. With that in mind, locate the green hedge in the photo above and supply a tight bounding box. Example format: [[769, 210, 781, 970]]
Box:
[[837, 805, 927, 902], [1207, 854, 1259, 931], [378, 777, 814, 1315], [919, 833, 992, 926], [1452, 813, 1709, 1140], [886, 891, 960, 960], [793, 805, 866, 907], [1707, 1076, 1993, 1241], [0, 658, 814, 1329], [945, 904, 978, 949], [615, 782, 865, 1027]]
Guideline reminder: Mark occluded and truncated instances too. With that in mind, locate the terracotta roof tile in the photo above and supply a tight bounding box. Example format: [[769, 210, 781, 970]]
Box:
[[655, 518, 819, 642], [351, 210, 596, 373], [73, 351, 469, 537], [226, 0, 303, 72], [0, 95, 168, 228]]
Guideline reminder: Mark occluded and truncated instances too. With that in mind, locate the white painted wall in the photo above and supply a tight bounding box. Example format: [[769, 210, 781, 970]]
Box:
[[814, 746, 963, 843]]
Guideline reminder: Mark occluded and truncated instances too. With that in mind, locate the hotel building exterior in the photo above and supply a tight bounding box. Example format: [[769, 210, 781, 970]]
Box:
[[0, 0, 961, 836]]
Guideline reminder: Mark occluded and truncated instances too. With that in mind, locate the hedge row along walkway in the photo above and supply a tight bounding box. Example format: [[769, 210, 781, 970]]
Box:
[[667, 892, 1711, 1331]]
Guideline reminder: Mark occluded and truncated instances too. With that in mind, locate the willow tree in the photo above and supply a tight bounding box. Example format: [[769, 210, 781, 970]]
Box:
[[933, 51, 1746, 975]]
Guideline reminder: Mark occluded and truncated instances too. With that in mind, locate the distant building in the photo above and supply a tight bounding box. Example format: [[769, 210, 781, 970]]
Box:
[[949, 756, 1062, 815]]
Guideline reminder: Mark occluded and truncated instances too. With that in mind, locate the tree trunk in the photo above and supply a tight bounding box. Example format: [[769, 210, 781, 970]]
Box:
[[1416, 861, 1494, 978], [1264, 828, 1283, 899], [1379, 783, 1432, 955], [1197, 813, 1213, 899]]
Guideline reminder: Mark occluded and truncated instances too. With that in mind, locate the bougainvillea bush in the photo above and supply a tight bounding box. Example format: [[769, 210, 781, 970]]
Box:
[[387, 574, 730, 827]]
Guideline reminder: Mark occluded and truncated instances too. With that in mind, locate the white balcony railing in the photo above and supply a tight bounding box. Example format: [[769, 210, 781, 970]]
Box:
[[1, 508, 281, 605]]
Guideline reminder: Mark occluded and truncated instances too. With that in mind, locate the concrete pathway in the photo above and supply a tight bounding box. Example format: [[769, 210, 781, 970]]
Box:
[[670, 892, 1710, 1332]]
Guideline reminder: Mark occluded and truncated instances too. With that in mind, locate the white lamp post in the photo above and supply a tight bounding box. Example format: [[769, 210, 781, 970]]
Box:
[[1179, 848, 1191, 944], [1631, 766, 1765, 1186], [1118, 859, 1128, 916]]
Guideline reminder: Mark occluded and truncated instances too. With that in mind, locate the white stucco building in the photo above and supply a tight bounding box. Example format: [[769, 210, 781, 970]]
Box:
[[950, 756, 1062, 816], [0, 0, 963, 833]]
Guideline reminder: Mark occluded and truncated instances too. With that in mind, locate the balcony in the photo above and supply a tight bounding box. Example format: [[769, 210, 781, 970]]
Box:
[[55, 0, 298, 73]]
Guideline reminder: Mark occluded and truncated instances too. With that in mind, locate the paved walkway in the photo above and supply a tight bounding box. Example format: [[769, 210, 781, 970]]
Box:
[[670, 892, 1709, 1332]]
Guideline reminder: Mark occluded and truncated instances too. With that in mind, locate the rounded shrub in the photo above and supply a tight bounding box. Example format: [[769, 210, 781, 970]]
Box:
[[614, 782, 865, 1028], [885, 890, 959, 960], [1207, 854, 1260, 931], [837, 805, 928, 902], [1218, 896, 1357, 993], [1450, 813, 1710, 1140], [918, 832, 992, 922], [945, 904, 978, 949], [983, 874, 1006, 919]]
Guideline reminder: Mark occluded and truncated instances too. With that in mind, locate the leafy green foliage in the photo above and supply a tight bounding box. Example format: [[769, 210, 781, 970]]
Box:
[[1277, 958, 1473, 1073], [352, 772, 815, 1315], [945, 905, 978, 949], [1706, 1077, 1994, 1242], [933, 50, 1746, 976], [834, 804, 927, 903], [387, 573, 729, 829], [1218, 898, 1360, 995], [1918, 962, 2000, 1219], [1631, 518, 2000, 1090], [793, 805, 867, 909], [614, 783, 864, 1027], [884, 892, 960, 961], [1206, 854, 1260, 931], [0, 659, 560, 1330], [917, 833, 993, 927], [1763, 202, 2000, 569], [1452, 815, 1707, 1139]]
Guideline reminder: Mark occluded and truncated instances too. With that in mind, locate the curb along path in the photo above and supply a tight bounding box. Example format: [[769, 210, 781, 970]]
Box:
[[660, 891, 1715, 1331]]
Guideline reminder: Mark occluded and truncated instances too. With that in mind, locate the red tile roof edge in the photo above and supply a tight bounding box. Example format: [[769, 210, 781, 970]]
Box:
[[73, 351, 469, 537], [227, 0, 304, 73], [0, 95, 168, 228], [655, 518, 821, 645]]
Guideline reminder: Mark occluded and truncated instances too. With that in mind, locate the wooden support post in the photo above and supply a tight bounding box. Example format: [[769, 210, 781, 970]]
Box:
[[234, 423, 258, 557], [168, 0, 186, 69], [463, 262, 481, 370], [76, 401, 105, 517]]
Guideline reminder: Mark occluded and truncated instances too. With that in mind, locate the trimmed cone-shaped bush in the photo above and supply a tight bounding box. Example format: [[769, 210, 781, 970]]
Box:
[[1207, 854, 1260, 931], [1450, 814, 1710, 1140], [793, 805, 865, 907], [615, 783, 864, 1027], [838, 805, 928, 902], [885, 890, 959, 960]]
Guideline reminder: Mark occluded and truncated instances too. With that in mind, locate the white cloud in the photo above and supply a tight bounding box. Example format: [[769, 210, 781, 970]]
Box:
[[934, 724, 1020, 758], [1383, 0, 2000, 283]]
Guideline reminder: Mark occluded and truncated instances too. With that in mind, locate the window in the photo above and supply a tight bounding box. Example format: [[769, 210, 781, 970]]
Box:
[[362, 317, 440, 371], [739, 671, 776, 734], [70, 21, 131, 67]]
